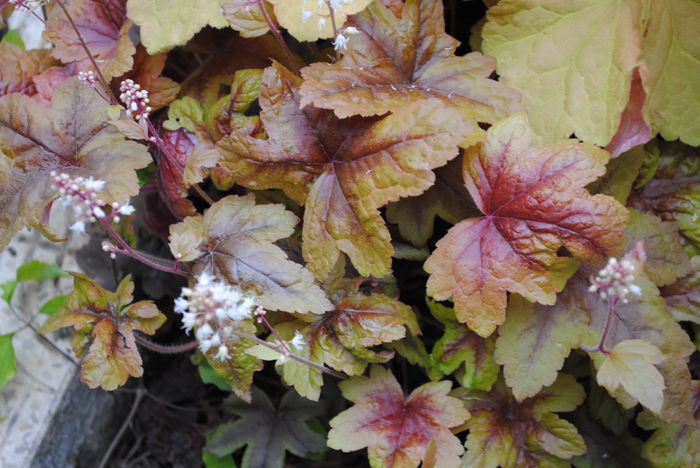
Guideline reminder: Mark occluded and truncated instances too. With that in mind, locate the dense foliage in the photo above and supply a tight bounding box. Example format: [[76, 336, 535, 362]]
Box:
[[1, 0, 699, 466]]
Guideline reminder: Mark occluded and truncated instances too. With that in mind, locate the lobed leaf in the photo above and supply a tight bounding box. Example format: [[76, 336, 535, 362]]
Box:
[[455, 373, 586, 468], [299, 0, 522, 129], [662, 256, 700, 325], [46, 0, 135, 79], [0, 78, 151, 252], [169, 194, 332, 314], [218, 61, 470, 278], [0, 43, 58, 97], [267, 0, 373, 41], [328, 365, 470, 468], [425, 114, 628, 337], [222, 0, 273, 38]]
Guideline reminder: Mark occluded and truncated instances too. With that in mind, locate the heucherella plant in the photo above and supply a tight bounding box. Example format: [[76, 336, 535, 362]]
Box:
[[0, 0, 699, 466]]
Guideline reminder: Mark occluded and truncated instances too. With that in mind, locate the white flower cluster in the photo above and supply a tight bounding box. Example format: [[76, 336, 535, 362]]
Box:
[[78, 71, 97, 86], [588, 257, 642, 303], [50, 171, 134, 233], [119, 79, 152, 121], [174, 272, 258, 361]]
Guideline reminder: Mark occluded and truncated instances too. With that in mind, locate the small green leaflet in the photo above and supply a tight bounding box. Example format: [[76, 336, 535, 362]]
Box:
[[1, 260, 68, 303], [0, 333, 16, 390]]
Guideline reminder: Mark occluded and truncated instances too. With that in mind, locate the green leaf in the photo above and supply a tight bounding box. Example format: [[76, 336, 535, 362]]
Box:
[[206, 387, 326, 468], [198, 359, 232, 392], [1, 31, 24, 49], [1, 281, 17, 303], [39, 295, 67, 316], [0, 333, 16, 390], [127, 0, 229, 54], [16, 260, 68, 282], [203, 451, 238, 468]]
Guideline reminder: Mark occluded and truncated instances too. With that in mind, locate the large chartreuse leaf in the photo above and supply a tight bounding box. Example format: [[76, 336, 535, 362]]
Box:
[[39, 273, 165, 390], [328, 366, 470, 468], [218, 61, 470, 279], [0, 78, 151, 252], [425, 114, 628, 337], [482, 0, 700, 148], [206, 387, 326, 468], [127, 0, 229, 53], [300, 0, 522, 131], [455, 373, 586, 468], [267, 0, 372, 41]]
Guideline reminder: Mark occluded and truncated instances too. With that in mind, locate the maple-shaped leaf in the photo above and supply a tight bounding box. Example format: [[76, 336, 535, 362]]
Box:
[[638, 381, 700, 467], [587, 145, 645, 205], [248, 268, 418, 400], [626, 209, 690, 287], [596, 339, 666, 414], [630, 141, 700, 256], [0, 78, 151, 251], [39, 273, 165, 390], [46, 0, 135, 79], [0, 43, 59, 97], [482, 0, 700, 147], [206, 387, 326, 468], [31, 66, 71, 106], [223, 0, 274, 38], [299, 0, 522, 128], [267, 0, 372, 41], [218, 61, 470, 278], [426, 298, 498, 391], [168, 194, 332, 314], [425, 114, 628, 337], [117, 46, 180, 111], [156, 129, 198, 219], [127, 0, 229, 54], [328, 366, 470, 468], [386, 156, 478, 247], [662, 256, 700, 325], [455, 373, 586, 468]]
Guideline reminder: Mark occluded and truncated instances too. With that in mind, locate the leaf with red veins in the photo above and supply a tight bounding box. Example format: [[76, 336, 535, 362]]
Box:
[[117, 46, 180, 110], [425, 114, 628, 337], [456, 374, 586, 468], [46, 0, 135, 80], [40, 273, 166, 390], [31, 66, 71, 106], [0, 43, 59, 97], [328, 366, 470, 468], [299, 0, 522, 127], [0, 78, 151, 251], [157, 129, 198, 219], [218, 61, 470, 278]]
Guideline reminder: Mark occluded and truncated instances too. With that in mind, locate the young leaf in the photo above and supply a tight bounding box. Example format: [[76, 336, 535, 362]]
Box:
[[206, 387, 326, 468], [425, 114, 628, 337], [455, 373, 586, 468], [1, 259, 68, 303], [0, 333, 16, 390], [328, 366, 470, 468], [39, 295, 68, 315], [0, 78, 151, 251], [169, 194, 332, 314], [126, 0, 229, 54], [218, 61, 470, 278], [482, 0, 700, 146], [39, 273, 166, 390], [248, 274, 418, 401], [46, 0, 135, 79], [0, 43, 58, 97], [299, 0, 522, 132], [267, 0, 372, 41], [426, 299, 498, 391]]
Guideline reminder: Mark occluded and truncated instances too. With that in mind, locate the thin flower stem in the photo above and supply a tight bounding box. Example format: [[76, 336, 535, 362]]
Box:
[[256, 0, 298, 72], [258, 312, 293, 356], [234, 330, 346, 379], [580, 299, 618, 355], [325, 1, 341, 61], [134, 334, 198, 353], [100, 219, 188, 276], [54, 0, 117, 103]]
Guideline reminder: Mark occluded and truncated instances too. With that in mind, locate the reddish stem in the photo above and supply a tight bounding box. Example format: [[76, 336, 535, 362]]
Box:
[[134, 334, 198, 354], [256, 0, 298, 72]]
